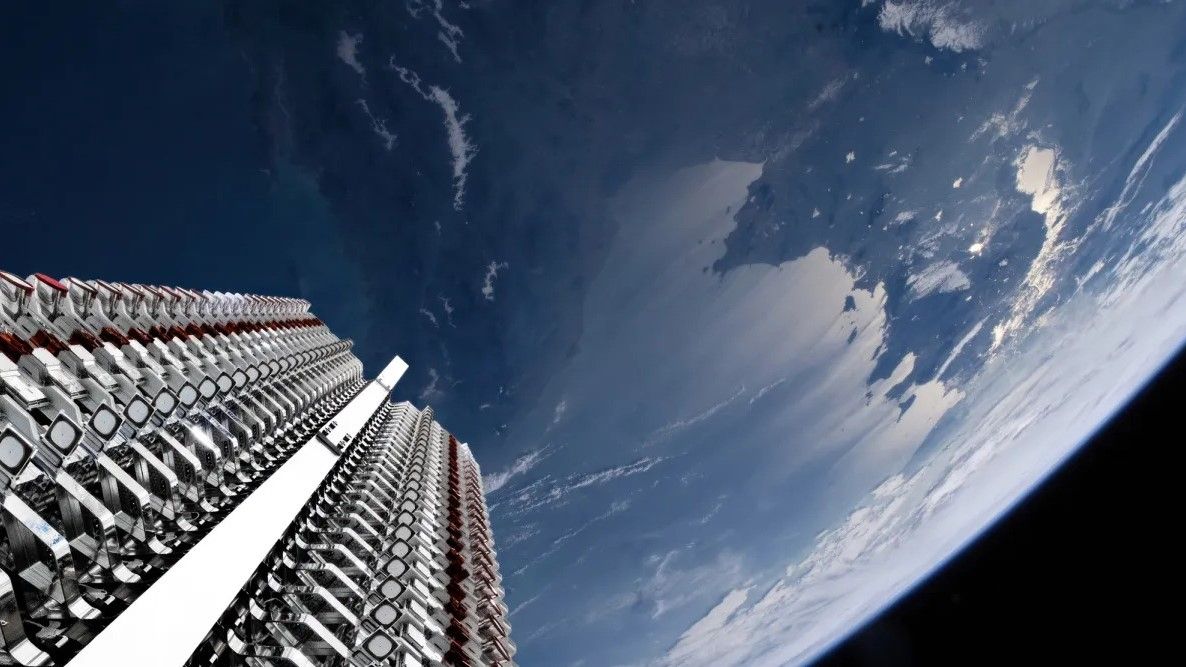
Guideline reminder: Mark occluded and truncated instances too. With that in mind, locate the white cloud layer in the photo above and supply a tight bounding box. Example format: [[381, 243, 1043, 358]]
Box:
[[907, 260, 970, 300], [875, 1, 985, 52], [336, 31, 365, 77], [505, 135, 1186, 655], [481, 260, 508, 301], [483, 445, 552, 494], [870, 1, 1141, 54], [992, 144, 1070, 349], [418, 367, 443, 402], [1097, 111, 1182, 232], [495, 456, 667, 519], [418, 306, 438, 327], [659, 151, 1186, 667], [429, 85, 476, 210], [499, 160, 963, 594], [388, 59, 477, 210], [356, 99, 396, 151], [406, 0, 465, 63]]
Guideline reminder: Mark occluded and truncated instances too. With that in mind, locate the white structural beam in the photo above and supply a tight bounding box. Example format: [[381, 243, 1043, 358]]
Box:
[[321, 356, 407, 451], [374, 355, 409, 392], [69, 356, 407, 667]]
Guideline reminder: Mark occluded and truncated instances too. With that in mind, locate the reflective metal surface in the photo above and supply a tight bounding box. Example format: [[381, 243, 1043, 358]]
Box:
[[0, 271, 365, 665]]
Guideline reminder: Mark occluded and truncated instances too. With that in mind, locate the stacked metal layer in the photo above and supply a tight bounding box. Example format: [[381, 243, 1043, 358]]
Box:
[[190, 403, 516, 666], [0, 271, 364, 666]]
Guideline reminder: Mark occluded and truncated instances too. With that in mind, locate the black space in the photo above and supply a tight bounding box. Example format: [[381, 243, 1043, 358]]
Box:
[[817, 343, 1183, 666]]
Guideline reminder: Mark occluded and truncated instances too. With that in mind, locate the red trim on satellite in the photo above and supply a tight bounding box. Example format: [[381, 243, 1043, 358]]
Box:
[[100, 327, 131, 346], [33, 273, 67, 293], [127, 328, 152, 345], [68, 329, 103, 351], [0, 332, 33, 362], [29, 330, 68, 355]]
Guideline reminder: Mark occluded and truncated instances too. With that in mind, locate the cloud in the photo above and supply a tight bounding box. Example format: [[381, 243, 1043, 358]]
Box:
[[934, 319, 984, 378], [429, 85, 477, 210], [418, 307, 438, 327], [907, 260, 970, 300], [406, 0, 465, 63], [481, 260, 508, 301], [749, 378, 785, 405], [552, 399, 567, 425], [567, 458, 666, 494], [355, 99, 396, 151], [595, 548, 747, 622], [992, 145, 1071, 349], [513, 499, 633, 576], [336, 31, 365, 77], [1108, 157, 1186, 296], [435, 15, 463, 63], [439, 295, 456, 326], [497, 159, 963, 650], [418, 367, 443, 402], [1096, 110, 1182, 232], [496, 456, 668, 518], [420, 298, 455, 329], [874, 1, 985, 52], [388, 59, 477, 210], [645, 385, 747, 445], [873, 1, 1146, 55], [660, 169, 1186, 665], [510, 591, 545, 617], [499, 524, 540, 550], [484, 445, 553, 494], [676, 587, 751, 643], [874, 150, 912, 175], [808, 78, 845, 111], [549, 499, 631, 551], [972, 78, 1038, 142], [695, 498, 726, 525]]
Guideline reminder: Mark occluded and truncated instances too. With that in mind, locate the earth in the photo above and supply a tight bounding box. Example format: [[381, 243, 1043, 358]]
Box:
[[4, 1, 1186, 665]]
